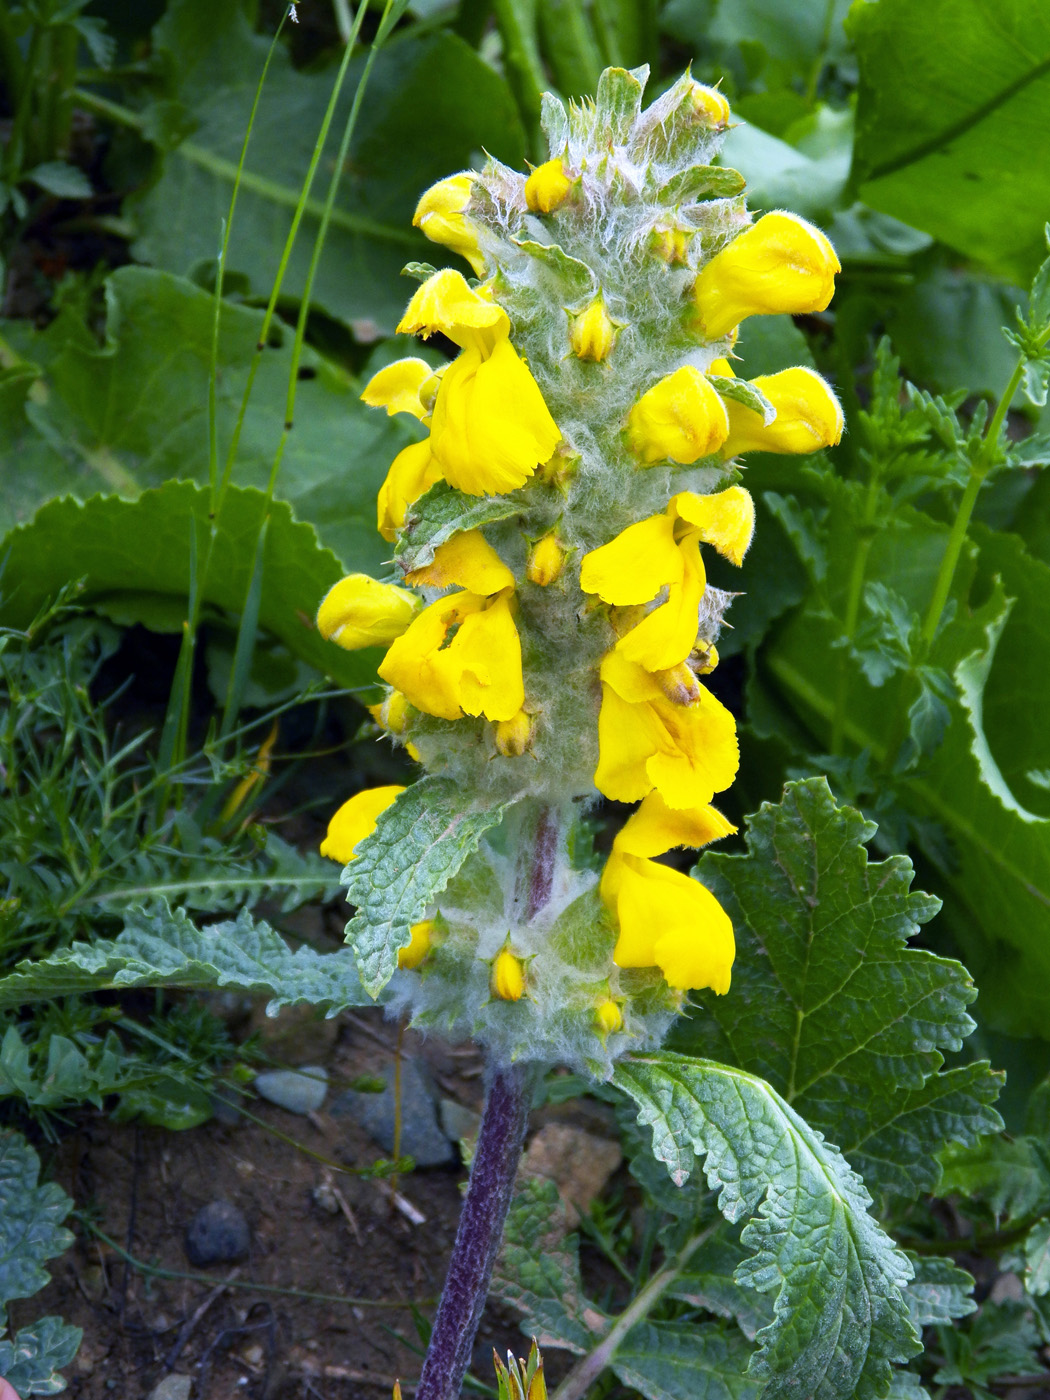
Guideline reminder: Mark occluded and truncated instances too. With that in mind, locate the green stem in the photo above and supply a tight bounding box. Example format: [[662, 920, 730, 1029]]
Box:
[[804, 0, 839, 106], [830, 468, 881, 754], [6, 24, 44, 179], [43, 25, 78, 160], [551, 1227, 715, 1400]]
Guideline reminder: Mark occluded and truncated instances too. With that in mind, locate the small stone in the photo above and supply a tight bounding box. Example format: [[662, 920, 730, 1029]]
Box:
[[254, 1066, 328, 1115], [184, 1201, 251, 1267], [147, 1376, 193, 1400], [439, 1097, 481, 1145], [522, 1123, 622, 1224], [990, 1271, 1025, 1304], [248, 1002, 340, 1064], [331, 1059, 454, 1167], [311, 1179, 340, 1216]]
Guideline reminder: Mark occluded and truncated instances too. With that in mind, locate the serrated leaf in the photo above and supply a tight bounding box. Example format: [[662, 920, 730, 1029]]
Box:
[[594, 65, 647, 142], [904, 1254, 976, 1326], [933, 1299, 1043, 1389], [612, 1320, 758, 1400], [0, 1315, 81, 1395], [655, 166, 747, 207], [343, 778, 514, 997], [674, 779, 1002, 1198], [397, 482, 527, 573], [510, 240, 597, 302], [0, 903, 369, 1015], [0, 1133, 74, 1327], [938, 1135, 1050, 1221], [614, 1051, 920, 1400], [0, 483, 374, 688], [708, 375, 775, 425], [671, 1239, 774, 1342]]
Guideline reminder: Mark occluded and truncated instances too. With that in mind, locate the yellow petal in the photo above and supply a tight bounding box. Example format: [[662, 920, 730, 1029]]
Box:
[[369, 689, 411, 734], [594, 680, 669, 803], [569, 296, 618, 363], [626, 366, 730, 465], [361, 358, 435, 419], [413, 173, 485, 276], [320, 784, 405, 863], [615, 790, 736, 858], [316, 574, 417, 650], [378, 590, 524, 722], [694, 212, 840, 339], [429, 339, 561, 495], [404, 529, 514, 594], [398, 919, 436, 970], [491, 948, 526, 1000], [722, 366, 844, 456], [595, 999, 623, 1034], [377, 439, 443, 542], [525, 158, 573, 214], [397, 268, 509, 351], [614, 533, 706, 671], [672, 486, 755, 566], [579, 514, 681, 605]]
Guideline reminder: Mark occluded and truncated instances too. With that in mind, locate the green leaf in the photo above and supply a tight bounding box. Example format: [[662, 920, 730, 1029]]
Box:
[[0, 266, 411, 571], [938, 1135, 1050, 1220], [707, 375, 775, 424], [0, 903, 370, 1015], [675, 779, 1002, 1197], [343, 777, 514, 998], [1025, 1218, 1050, 1296], [720, 110, 851, 221], [136, 0, 524, 332], [849, 0, 1050, 282], [655, 165, 747, 207], [904, 1255, 977, 1326], [710, 0, 852, 77], [933, 1299, 1044, 1390], [24, 161, 92, 199], [0, 1315, 82, 1396], [396, 482, 529, 573], [612, 1321, 758, 1400], [671, 1239, 774, 1342], [0, 1132, 74, 1327], [594, 65, 646, 142], [614, 1051, 919, 1400], [0, 483, 374, 689]]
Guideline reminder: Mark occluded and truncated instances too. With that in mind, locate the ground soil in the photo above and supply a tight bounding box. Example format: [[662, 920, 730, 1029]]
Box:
[[25, 1007, 595, 1400]]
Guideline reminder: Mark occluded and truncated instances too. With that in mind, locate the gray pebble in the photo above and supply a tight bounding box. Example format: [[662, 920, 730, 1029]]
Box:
[[331, 1059, 454, 1167], [184, 1200, 250, 1267], [147, 1374, 193, 1400], [439, 1097, 481, 1144], [254, 1066, 328, 1114]]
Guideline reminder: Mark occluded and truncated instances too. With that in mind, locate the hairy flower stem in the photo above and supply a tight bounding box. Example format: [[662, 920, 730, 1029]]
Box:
[[551, 1226, 716, 1400], [415, 1063, 531, 1400]]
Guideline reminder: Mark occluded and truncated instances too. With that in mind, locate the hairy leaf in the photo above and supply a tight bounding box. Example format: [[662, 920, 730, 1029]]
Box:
[[904, 1255, 977, 1327], [397, 482, 527, 574], [675, 779, 1002, 1197], [0, 904, 369, 1015], [613, 1321, 758, 1400], [0, 1315, 82, 1395], [614, 1052, 920, 1400], [0, 1133, 74, 1327], [343, 778, 514, 998]]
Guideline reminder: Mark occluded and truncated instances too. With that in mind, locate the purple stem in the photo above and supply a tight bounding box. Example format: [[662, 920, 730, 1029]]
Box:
[[414, 1062, 531, 1400]]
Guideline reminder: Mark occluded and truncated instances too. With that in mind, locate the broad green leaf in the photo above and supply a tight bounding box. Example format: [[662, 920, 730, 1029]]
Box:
[[1025, 1218, 1050, 1296], [710, 0, 852, 77], [612, 1321, 758, 1400], [0, 1315, 81, 1396], [675, 779, 1003, 1197], [849, 0, 1050, 282], [343, 777, 514, 997], [938, 1135, 1050, 1221], [0, 903, 370, 1015], [614, 1051, 920, 1400], [933, 1299, 1043, 1391], [904, 1255, 977, 1326], [0, 483, 375, 689], [396, 482, 529, 573], [671, 1239, 774, 1342], [0, 266, 412, 570], [135, 0, 524, 332], [720, 112, 850, 220], [0, 1133, 74, 1327]]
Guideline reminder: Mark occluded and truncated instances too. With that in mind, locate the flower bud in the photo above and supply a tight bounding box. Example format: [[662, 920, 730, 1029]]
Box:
[[595, 999, 623, 1035], [413, 173, 485, 276], [316, 575, 417, 650], [722, 367, 844, 456], [368, 689, 411, 735], [569, 296, 617, 363], [627, 366, 730, 464], [491, 948, 525, 1001], [650, 224, 691, 265], [694, 212, 840, 339], [525, 158, 573, 214], [526, 532, 567, 587], [689, 81, 731, 128], [494, 708, 534, 756], [654, 662, 701, 706], [536, 443, 579, 490], [398, 919, 436, 970], [695, 643, 719, 675]]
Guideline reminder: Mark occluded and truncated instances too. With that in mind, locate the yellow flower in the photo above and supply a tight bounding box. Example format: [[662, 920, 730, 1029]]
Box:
[[413, 173, 485, 276], [316, 574, 417, 651], [398, 268, 509, 352], [601, 792, 736, 992], [361, 358, 439, 420], [320, 784, 405, 863], [369, 689, 411, 735], [595, 999, 623, 1035], [525, 531, 567, 587], [722, 366, 844, 456], [403, 529, 515, 594], [525, 158, 573, 214], [579, 487, 754, 671], [377, 439, 443, 542], [594, 649, 738, 808], [429, 337, 561, 495], [491, 947, 526, 1000], [569, 296, 617, 363], [494, 708, 533, 756], [694, 211, 840, 339], [379, 591, 524, 722], [626, 366, 730, 465], [398, 919, 436, 970]]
